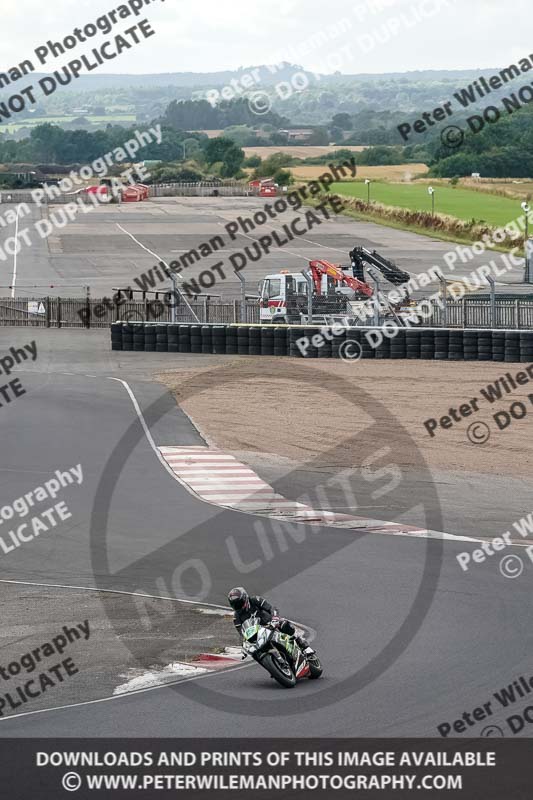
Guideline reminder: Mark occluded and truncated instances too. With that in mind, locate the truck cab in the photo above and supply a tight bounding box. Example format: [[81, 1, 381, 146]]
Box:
[[259, 271, 309, 323], [258, 268, 364, 323]]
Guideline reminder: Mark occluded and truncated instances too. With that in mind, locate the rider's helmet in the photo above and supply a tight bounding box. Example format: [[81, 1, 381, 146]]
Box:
[[228, 587, 250, 612]]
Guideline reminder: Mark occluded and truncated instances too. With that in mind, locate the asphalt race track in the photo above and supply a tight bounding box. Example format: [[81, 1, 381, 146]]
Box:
[[0, 331, 532, 739]]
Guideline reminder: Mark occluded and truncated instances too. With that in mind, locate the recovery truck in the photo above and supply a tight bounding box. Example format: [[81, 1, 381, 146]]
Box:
[[258, 246, 417, 325]]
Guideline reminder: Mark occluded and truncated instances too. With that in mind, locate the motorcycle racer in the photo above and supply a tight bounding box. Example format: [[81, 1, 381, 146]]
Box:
[[227, 587, 315, 655]]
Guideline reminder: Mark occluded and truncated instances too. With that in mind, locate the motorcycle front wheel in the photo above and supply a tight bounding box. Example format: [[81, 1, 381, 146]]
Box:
[[261, 653, 296, 688]]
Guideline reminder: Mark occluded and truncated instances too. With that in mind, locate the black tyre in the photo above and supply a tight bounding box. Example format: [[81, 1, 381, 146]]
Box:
[[273, 327, 288, 356], [463, 331, 478, 359], [374, 335, 391, 359], [317, 336, 332, 358], [261, 326, 275, 356], [492, 330, 505, 361], [212, 325, 226, 354], [225, 328, 238, 355], [303, 327, 320, 358], [331, 328, 347, 359], [520, 332, 533, 362], [308, 654, 323, 679], [504, 352, 520, 363], [190, 324, 202, 350], [390, 349, 406, 359], [406, 330, 421, 359], [261, 653, 296, 688], [420, 330, 435, 360], [448, 331, 463, 360], [201, 325, 213, 354], [179, 325, 191, 353], [331, 328, 347, 358], [237, 327, 250, 355], [289, 327, 307, 358], [505, 332, 520, 363], [434, 330, 449, 360], [389, 328, 406, 359]]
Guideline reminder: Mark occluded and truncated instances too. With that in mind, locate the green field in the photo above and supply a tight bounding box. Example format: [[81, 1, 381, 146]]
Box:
[[0, 114, 136, 134], [332, 182, 523, 228]]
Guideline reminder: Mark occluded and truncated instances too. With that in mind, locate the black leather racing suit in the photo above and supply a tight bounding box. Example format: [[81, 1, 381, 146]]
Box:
[[233, 595, 310, 651]]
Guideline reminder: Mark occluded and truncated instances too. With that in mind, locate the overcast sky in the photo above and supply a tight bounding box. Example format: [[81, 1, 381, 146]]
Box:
[[2, 0, 529, 76]]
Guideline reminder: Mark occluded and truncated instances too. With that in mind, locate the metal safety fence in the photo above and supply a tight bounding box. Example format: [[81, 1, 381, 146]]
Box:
[[1, 295, 533, 330], [426, 298, 533, 329], [0, 180, 253, 205], [149, 181, 253, 197], [0, 296, 260, 328]]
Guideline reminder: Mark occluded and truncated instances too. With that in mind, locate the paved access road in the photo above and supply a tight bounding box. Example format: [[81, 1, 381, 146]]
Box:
[[0, 331, 531, 738], [0, 196, 528, 301]]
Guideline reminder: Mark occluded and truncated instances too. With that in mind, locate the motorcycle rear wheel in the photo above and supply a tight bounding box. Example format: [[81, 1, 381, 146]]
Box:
[[262, 653, 296, 688], [308, 655, 323, 679]]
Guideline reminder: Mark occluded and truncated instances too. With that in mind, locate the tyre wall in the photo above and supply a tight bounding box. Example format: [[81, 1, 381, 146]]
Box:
[[110, 323, 533, 363]]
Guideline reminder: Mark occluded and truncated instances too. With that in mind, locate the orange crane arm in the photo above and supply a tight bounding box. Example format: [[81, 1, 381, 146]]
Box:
[[309, 259, 374, 298]]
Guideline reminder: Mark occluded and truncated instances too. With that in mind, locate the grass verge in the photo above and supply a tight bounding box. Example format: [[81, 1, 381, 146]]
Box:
[[303, 192, 526, 254]]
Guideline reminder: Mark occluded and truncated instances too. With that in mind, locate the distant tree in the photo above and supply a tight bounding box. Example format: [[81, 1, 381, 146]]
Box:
[[273, 168, 292, 186], [329, 126, 344, 144], [219, 143, 245, 177], [205, 137, 236, 165], [162, 98, 287, 131], [200, 138, 245, 177], [306, 127, 329, 145], [223, 125, 259, 147], [358, 146, 406, 166], [270, 131, 288, 145], [253, 152, 295, 177], [429, 153, 480, 177], [331, 113, 353, 130]]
